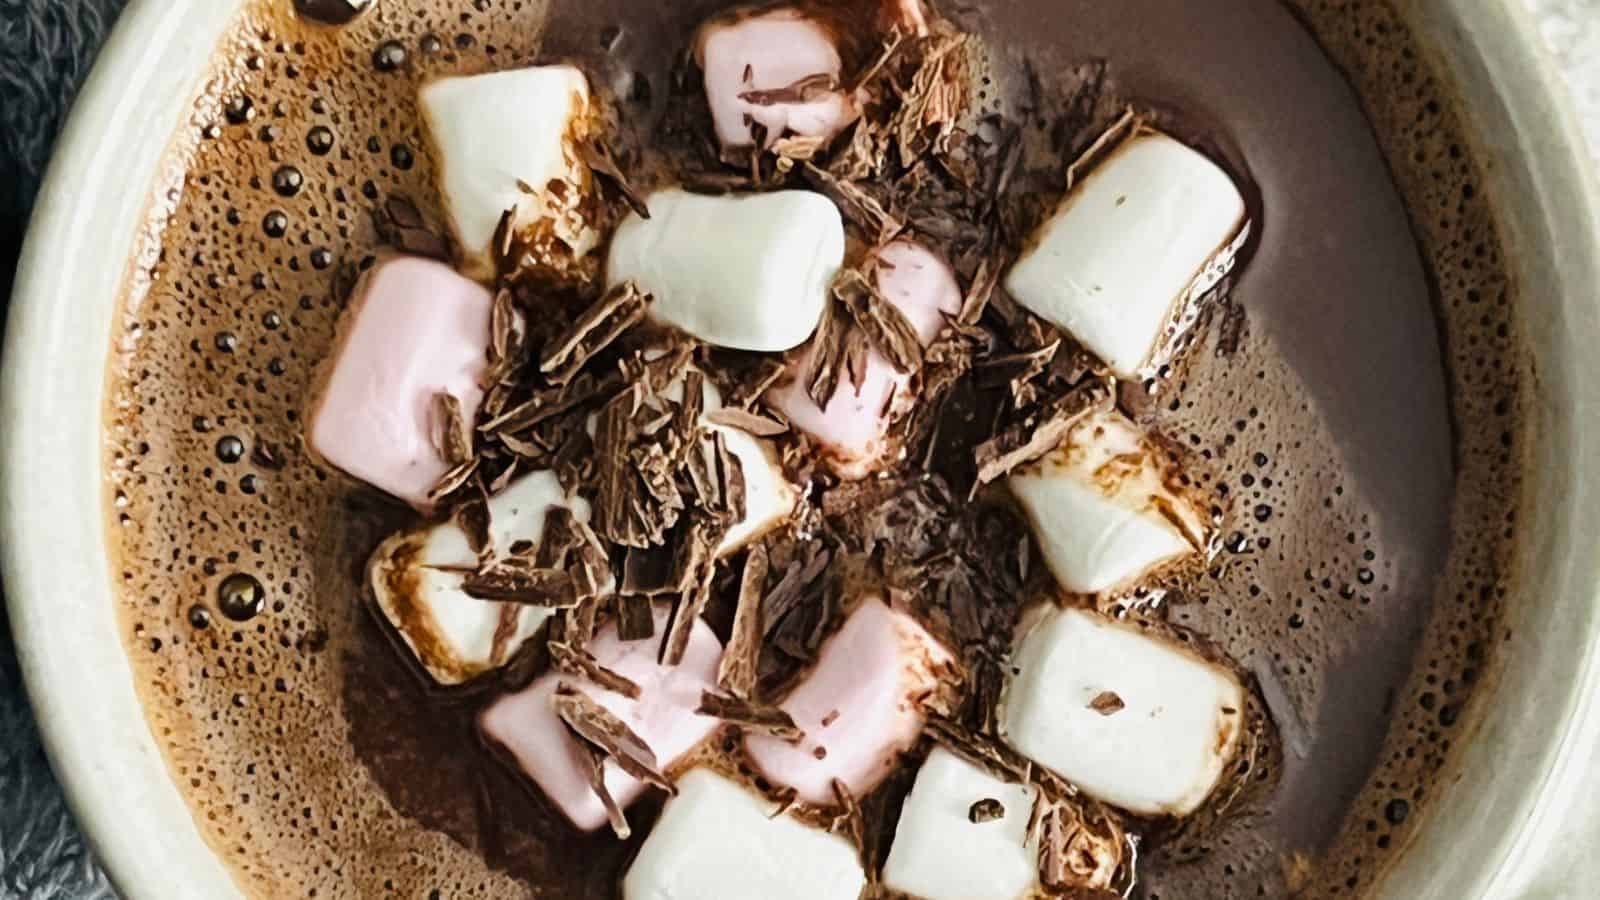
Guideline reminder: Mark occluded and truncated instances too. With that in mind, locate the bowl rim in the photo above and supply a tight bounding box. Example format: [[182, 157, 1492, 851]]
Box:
[[3, 1, 1598, 898]]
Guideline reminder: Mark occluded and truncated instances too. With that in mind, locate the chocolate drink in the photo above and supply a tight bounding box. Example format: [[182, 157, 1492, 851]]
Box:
[[102, 0, 1526, 897]]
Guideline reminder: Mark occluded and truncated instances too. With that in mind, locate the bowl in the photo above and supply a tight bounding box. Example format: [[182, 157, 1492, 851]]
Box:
[[3, 0, 1598, 897]]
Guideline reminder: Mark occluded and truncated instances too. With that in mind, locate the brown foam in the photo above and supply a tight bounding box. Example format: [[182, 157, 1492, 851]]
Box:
[[101, 0, 1526, 897]]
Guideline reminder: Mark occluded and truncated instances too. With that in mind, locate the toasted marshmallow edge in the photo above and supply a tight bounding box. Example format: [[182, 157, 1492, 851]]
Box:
[[767, 240, 960, 478], [1001, 606, 1245, 818], [607, 189, 844, 352], [695, 9, 855, 151], [882, 747, 1040, 900], [746, 597, 955, 804], [420, 65, 594, 281], [623, 768, 867, 900], [1004, 131, 1247, 379], [1007, 408, 1206, 596], [479, 604, 724, 832], [307, 255, 491, 512], [367, 471, 592, 685]]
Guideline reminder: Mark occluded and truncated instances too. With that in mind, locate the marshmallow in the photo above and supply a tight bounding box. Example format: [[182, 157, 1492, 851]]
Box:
[[695, 9, 856, 151], [606, 189, 845, 352], [1005, 130, 1248, 378], [882, 748, 1040, 900], [623, 768, 867, 900], [367, 471, 593, 685], [1002, 606, 1245, 817], [746, 597, 954, 804], [308, 255, 491, 511], [1008, 408, 1209, 595], [479, 603, 723, 832], [420, 65, 595, 281], [768, 240, 960, 478]]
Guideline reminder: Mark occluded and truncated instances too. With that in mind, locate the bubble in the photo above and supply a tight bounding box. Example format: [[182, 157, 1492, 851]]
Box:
[[263, 211, 289, 238], [189, 605, 213, 629], [216, 573, 265, 622], [216, 436, 246, 463], [373, 40, 408, 72], [225, 96, 255, 125], [272, 165, 305, 198], [307, 126, 336, 156]]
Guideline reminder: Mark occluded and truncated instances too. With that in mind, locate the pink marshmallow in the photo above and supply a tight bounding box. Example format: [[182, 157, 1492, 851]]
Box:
[[746, 597, 954, 805], [307, 256, 491, 511], [767, 241, 961, 476], [696, 9, 857, 151], [479, 605, 724, 832]]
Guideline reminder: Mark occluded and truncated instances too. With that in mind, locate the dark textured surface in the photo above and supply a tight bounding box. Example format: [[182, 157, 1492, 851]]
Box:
[[3, 2, 129, 896]]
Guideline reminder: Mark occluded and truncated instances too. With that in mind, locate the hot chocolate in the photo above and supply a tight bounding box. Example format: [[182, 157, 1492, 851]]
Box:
[[102, 0, 1527, 897]]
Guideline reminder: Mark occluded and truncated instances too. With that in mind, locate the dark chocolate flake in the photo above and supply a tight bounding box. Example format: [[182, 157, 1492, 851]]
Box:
[[719, 545, 768, 699], [549, 641, 642, 699], [972, 383, 1112, 490], [616, 593, 656, 642], [538, 281, 652, 385], [433, 392, 473, 466], [739, 72, 839, 106], [574, 738, 631, 839], [553, 683, 674, 793], [1089, 691, 1125, 716], [837, 268, 922, 374], [704, 407, 788, 437], [580, 138, 650, 219], [697, 691, 803, 740], [969, 798, 1006, 824], [460, 564, 578, 607]]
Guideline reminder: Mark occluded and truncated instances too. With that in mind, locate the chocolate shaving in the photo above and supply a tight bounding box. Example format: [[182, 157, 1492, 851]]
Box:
[[433, 392, 473, 466], [959, 255, 1003, 326], [616, 593, 656, 642], [491, 207, 517, 268], [580, 138, 650, 219], [801, 163, 903, 245], [728, 359, 788, 410], [427, 458, 479, 504], [717, 547, 769, 699], [374, 196, 450, 260], [549, 641, 642, 699], [697, 691, 803, 740], [460, 563, 578, 607], [976, 340, 1059, 406], [456, 496, 492, 560], [927, 716, 1075, 799], [969, 798, 1006, 824], [575, 738, 631, 839], [552, 683, 674, 792], [760, 547, 832, 637], [837, 268, 923, 374], [804, 298, 848, 408], [739, 72, 839, 106], [704, 407, 788, 437], [659, 517, 724, 666], [539, 281, 652, 386], [1089, 691, 1125, 716], [829, 778, 871, 878], [480, 372, 615, 435], [972, 383, 1112, 490]]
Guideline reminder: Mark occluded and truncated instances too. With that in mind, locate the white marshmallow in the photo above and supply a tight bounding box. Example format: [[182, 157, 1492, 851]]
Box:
[[368, 471, 594, 685], [1005, 131, 1247, 378], [606, 189, 845, 351], [1001, 606, 1245, 818], [623, 768, 867, 900], [420, 65, 595, 281], [882, 748, 1040, 900], [1008, 408, 1208, 595]]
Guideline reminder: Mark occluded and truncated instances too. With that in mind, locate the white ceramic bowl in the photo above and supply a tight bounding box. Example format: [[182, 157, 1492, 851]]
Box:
[[3, 1, 1599, 898]]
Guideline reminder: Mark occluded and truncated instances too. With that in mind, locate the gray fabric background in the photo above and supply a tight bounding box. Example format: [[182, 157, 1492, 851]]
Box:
[[0, 0, 1594, 897]]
